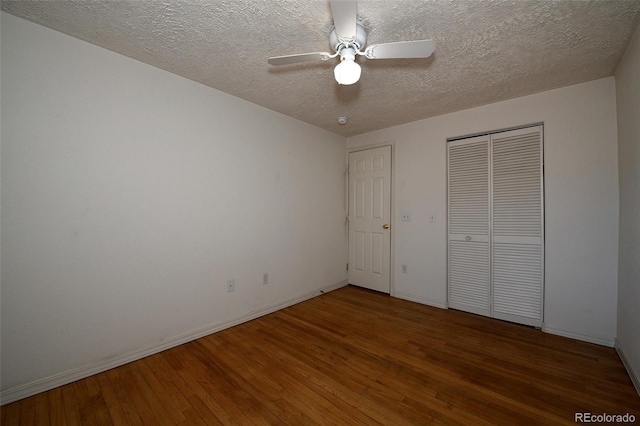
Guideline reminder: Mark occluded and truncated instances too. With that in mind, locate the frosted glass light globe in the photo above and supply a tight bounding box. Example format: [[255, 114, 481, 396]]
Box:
[[334, 58, 361, 85]]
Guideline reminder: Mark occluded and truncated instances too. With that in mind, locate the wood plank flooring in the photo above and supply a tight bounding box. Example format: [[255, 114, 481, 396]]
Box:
[[2, 285, 639, 425]]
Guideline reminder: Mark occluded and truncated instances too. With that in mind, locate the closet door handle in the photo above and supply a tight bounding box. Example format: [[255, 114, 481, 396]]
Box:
[[465, 235, 472, 241]]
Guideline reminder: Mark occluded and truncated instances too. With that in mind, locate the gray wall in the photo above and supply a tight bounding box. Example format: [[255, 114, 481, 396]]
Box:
[[348, 77, 620, 347], [616, 23, 640, 392], [1, 12, 347, 395]]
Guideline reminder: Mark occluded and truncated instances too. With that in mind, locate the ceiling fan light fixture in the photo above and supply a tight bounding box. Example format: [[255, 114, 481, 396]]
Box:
[[334, 48, 361, 85], [267, 1, 436, 87]]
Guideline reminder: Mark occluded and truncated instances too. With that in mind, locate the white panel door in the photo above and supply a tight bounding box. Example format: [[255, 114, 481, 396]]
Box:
[[491, 126, 544, 327], [447, 136, 491, 317], [348, 146, 391, 293]]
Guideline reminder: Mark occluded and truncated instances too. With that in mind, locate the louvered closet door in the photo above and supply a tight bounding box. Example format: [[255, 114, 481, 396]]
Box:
[[447, 136, 490, 317], [491, 126, 543, 327]]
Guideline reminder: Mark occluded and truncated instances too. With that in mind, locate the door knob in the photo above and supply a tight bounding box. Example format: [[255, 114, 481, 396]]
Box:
[[383, 224, 390, 229]]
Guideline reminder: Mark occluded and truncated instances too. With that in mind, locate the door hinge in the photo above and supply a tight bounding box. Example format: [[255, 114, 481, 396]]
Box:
[[346, 215, 350, 222], [346, 263, 349, 271]]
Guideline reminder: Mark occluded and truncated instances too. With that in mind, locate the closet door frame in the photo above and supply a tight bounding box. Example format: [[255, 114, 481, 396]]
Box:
[[446, 123, 544, 328]]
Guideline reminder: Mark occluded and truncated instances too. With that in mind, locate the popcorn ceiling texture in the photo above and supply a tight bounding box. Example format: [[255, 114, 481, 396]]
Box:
[[2, 0, 639, 136]]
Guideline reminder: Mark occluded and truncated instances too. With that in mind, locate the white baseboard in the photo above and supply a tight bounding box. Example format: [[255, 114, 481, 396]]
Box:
[[615, 338, 640, 397], [542, 325, 615, 347], [0, 280, 348, 406], [394, 291, 447, 310], [392, 296, 616, 349]]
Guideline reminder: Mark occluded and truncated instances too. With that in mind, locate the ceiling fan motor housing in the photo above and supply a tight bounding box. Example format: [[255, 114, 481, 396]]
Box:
[[330, 21, 367, 52]]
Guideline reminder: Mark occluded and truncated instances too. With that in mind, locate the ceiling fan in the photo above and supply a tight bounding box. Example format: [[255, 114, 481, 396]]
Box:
[[267, 0, 436, 85]]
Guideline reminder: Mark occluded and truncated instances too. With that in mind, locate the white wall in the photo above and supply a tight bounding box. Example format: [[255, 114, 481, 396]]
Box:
[[0, 12, 347, 397], [348, 77, 619, 346], [615, 23, 640, 392]]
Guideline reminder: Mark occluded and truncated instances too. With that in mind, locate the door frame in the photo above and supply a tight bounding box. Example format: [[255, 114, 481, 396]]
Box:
[[346, 141, 396, 296]]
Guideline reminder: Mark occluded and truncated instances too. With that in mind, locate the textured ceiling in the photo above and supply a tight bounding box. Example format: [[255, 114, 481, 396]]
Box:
[[2, 0, 640, 137]]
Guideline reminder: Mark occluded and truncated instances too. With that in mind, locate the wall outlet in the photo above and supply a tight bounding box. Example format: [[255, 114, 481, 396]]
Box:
[[402, 212, 412, 222], [227, 279, 235, 292], [401, 264, 408, 273], [263, 273, 269, 285]]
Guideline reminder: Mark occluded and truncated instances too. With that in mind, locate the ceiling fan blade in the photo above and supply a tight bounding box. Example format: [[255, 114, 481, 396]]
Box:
[[364, 39, 436, 59], [330, 0, 357, 40], [268, 52, 332, 66]]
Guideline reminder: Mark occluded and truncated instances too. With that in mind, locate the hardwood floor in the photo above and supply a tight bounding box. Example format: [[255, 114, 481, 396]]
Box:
[[2, 285, 639, 425]]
